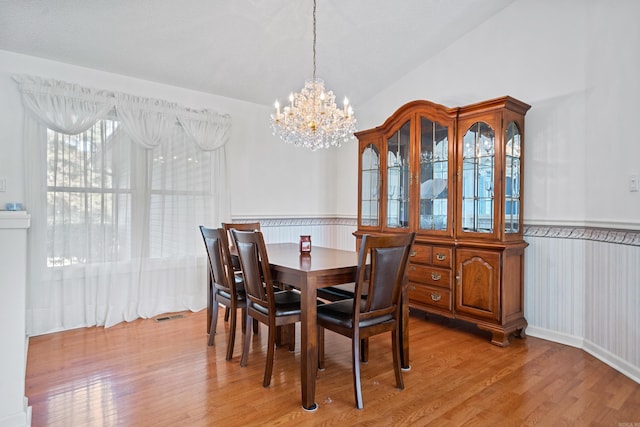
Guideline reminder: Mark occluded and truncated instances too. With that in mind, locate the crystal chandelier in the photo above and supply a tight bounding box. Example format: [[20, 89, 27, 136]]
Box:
[[270, 0, 356, 151]]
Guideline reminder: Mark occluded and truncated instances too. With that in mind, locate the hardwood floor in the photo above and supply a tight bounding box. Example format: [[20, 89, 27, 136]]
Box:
[[26, 309, 640, 426]]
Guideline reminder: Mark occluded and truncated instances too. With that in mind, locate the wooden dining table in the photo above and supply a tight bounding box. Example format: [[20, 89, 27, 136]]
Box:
[[209, 242, 410, 411]]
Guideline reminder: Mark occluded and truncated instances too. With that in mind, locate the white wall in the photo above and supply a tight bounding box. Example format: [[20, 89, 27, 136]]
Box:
[[342, 0, 640, 230], [0, 213, 30, 427]]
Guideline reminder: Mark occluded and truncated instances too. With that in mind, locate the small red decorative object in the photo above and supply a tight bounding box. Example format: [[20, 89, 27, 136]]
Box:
[[299, 235, 312, 253]]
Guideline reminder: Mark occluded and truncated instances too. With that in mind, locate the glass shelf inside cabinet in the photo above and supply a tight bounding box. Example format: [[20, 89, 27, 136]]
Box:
[[461, 122, 495, 233], [505, 121, 522, 233], [419, 116, 449, 231], [387, 121, 410, 229], [361, 144, 380, 226]]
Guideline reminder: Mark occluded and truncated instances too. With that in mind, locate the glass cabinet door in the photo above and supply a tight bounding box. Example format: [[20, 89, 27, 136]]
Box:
[[418, 116, 449, 231], [505, 121, 522, 233], [360, 144, 380, 227], [386, 121, 411, 229], [461, 122, 495, 233]]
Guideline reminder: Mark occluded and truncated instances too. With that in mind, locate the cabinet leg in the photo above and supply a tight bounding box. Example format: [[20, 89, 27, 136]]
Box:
[[490, 331, 510, 347], [515, 327, 526, 339]]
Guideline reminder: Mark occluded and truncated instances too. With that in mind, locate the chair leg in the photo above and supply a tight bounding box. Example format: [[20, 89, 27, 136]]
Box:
[[241, 308, 247, 333], [224, 306, 230, 322], [392, 328, 404, 390], [208, 298, 220, 346], [264, 323, 277, 387], [318, 327, 325, 371], [360, 338, 369, 363], [253, 319, 260, 334], [352, 331, 364, 409], [226, 306, 237, 361], [288, 324, 295, 352], [240, 312, 252, 367]]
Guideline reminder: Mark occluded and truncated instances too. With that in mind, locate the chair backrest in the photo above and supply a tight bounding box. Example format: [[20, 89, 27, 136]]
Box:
[[199, 226, 236, 294], [222, 223, 261, 268], [230, 229, 274, 310], [222, 222, 260, 247], [222, 222, 261, 232], [355, 233, 416, 321]]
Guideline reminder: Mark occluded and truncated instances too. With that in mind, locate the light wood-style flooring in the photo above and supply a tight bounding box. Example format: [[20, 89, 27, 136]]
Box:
[[26, 309, 640, 426]]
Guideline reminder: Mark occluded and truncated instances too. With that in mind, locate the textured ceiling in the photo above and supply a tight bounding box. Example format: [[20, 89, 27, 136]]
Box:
[[0, 0, 515, 106]]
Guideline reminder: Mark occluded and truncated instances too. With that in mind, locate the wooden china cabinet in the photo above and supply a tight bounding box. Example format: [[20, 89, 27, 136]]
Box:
[[355, 97, 530, 347]]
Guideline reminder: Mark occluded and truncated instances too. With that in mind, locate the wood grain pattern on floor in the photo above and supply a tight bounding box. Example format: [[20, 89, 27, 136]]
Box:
[[25, 309, 640, 426]]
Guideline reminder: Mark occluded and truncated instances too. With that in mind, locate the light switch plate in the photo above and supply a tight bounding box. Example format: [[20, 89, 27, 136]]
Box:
[[630, 174, 639, 192]]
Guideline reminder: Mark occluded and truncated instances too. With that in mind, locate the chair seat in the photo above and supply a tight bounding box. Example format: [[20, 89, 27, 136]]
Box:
[[317, 299, 393, 329], [318, 281, 374, 303], [216, 287, 246, 301], [251, 290, 302, 317], [317, 283, 355, 300]]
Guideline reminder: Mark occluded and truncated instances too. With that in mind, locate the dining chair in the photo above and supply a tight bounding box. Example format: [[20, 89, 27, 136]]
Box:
[[317, 232, 415, 409], [221, 222, 261, 326], [231, 229, 304, 387], [199, 226, 247, 361]]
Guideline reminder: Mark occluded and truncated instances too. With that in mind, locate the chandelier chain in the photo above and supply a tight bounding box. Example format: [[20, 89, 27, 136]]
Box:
[[312, 0, 316, 81]]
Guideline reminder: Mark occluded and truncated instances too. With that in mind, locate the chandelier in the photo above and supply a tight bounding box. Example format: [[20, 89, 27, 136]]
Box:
[[270, 0, 356, 151]]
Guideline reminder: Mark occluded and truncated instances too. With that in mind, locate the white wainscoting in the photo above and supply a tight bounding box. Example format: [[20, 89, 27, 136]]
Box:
[[524, 226, 640, 384], [237, 218, 640, 384]]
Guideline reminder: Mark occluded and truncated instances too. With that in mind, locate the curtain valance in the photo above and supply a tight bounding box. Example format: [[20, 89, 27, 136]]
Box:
[[13, 74, 232, 151]]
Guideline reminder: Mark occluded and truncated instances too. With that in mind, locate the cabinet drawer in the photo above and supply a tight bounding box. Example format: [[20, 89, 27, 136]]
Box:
[[408, 283, 452, 311], [409, 244, 432, 264], [432, 246, 452, 268], [407, 264, 451, 288]]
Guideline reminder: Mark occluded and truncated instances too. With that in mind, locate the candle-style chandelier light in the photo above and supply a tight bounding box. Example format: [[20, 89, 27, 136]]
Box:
[[270, 0, 356, 151]]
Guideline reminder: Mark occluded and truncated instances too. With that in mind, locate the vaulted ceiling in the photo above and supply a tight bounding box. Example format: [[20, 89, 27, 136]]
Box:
[[0, 0, 515, 106]]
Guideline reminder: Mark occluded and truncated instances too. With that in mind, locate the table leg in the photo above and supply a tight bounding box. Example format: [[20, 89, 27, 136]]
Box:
[[300, 277, 318, 411]]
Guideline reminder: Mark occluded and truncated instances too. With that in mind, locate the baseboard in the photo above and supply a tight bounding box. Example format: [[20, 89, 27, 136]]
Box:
[[527, 325, 585, 349], [0, 398, 31, 427], [527, 326, 639, 385], [583, 340, 640, 385]]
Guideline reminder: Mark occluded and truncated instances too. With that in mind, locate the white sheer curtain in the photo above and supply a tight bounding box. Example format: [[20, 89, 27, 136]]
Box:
[[14, 75, 232, 335]]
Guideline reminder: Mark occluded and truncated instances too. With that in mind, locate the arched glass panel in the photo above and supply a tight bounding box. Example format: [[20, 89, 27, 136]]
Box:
[[504, 121, 522, 233], [462, 122, 495, 233], [419, 116, 448, 231], [386, 121, 410, 228], [360, 144, 380, 226]]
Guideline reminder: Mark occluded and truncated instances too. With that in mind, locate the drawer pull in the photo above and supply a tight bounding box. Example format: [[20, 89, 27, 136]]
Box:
[[410, 250, 417, 257], [409, 285, 416, 291], [409, 266, 416, 271], [431, 272, 441, 281], [430, 292, 441, 302], [435, 253, 447, 261]]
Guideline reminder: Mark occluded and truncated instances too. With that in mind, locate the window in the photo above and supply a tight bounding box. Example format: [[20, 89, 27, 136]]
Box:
[[46, 120, 213, 267], [47, 120, 125, 266]]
